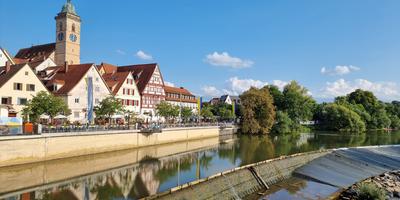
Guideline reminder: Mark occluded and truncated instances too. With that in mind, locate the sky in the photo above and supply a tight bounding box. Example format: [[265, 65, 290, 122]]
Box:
[[1, 0, 400, 102]]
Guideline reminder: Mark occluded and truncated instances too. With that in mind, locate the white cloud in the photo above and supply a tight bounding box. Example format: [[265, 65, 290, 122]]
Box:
[[321, 65, 360, 76], [223, 77, 268, 95], [201, 77, 291, 97], [164, 81, 175, 87], [320, 79, 400, 100], [136, 50, 153, 60], [201, 86, 222, 97], [205, 52, 254, 69], [116, 49, 126, 55], [271, 80, 289, 91]]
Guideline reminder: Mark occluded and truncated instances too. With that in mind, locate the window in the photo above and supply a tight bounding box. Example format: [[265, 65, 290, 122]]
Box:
[[95, 98, 100, 104], [59, 22, 63, 31], [1, 97, 11, 105], [74, 112, 80, 118], [132, 90, 134, 95], [25, 71, 29, 76], [126, 79, 129, 84], [127, 89, 130, 95], [13, 83, 23, 91], [26, 84, 35, 92], [95, 86, 100, 92], [75, 98, 79, 103], [72, 23, 76, 32], [17, 98, 27, 105], [123, 88, 125, 95], [95, 77, 99, 82]]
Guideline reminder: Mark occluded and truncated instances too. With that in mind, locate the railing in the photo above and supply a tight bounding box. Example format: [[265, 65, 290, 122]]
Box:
[[41, 124, 136, 133], [0, 122, 235, 135]]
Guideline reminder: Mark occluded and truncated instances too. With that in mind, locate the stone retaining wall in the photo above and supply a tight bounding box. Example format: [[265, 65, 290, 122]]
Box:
[[0, 127, 224, 167]]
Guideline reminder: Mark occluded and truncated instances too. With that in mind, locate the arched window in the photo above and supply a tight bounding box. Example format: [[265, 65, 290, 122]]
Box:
[[72, 23, 76, 32], [59, 22, 63, 31]]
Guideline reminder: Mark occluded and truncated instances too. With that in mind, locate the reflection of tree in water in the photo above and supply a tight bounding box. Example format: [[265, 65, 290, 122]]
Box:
[[90, 176, 124, 200], [236, 135, 275, 166], [260, 177, 308, 199], [40, 189, 79, 200]]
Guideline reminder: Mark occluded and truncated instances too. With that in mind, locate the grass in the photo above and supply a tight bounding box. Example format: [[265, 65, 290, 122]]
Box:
[[356, 182, 386, 200]]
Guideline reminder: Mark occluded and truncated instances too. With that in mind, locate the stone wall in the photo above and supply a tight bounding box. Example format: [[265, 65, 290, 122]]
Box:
[[0, 127, 223, 167]]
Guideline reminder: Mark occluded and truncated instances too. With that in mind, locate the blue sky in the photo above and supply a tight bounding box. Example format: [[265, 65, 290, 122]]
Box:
[[1, 0, 400, 101]]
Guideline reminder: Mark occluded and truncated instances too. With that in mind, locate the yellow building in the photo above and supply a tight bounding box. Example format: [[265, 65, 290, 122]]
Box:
[[0, 63, 49, 117]]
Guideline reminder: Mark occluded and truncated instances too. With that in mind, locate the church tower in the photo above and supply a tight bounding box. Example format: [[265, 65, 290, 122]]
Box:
[[55, 0, 81, 66]]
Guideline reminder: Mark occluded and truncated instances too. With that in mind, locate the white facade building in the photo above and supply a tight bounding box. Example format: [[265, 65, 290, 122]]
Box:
[[0, 63, 49, 117], [103, 71, 141, 114], [46, 63, 111, 122]]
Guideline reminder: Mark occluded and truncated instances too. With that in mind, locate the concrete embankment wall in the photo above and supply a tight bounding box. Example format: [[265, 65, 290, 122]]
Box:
[[0, 137, 220, 197], [148, 150, 329, 200], [0, 126, 224, 167]]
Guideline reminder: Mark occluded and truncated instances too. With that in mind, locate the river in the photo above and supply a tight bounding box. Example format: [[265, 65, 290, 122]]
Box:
[[1, 131, 400, 200]]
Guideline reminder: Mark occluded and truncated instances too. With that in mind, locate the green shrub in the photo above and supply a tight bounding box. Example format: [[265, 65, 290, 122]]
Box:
[[356, 182, 386, 200]]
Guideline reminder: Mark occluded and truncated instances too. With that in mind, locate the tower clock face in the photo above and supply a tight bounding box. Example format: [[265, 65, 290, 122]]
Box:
[[58, 33, 64, 41], [69, 34, 77, 42]]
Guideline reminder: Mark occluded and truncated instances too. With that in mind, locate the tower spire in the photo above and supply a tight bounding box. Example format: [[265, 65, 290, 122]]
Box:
[[60, 0, 77, 15]]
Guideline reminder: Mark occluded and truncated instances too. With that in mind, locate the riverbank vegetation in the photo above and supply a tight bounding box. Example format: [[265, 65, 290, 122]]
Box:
[[240, 82, 400, 134]]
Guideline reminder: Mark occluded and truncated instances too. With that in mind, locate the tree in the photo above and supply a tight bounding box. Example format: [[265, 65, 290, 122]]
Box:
[[155, 101, 179, 123], [272, 111, 293, 134], [317, 103, 366, 132], [266, 85, 284, 110], [211, 103, 234, 121], [200, 106, 215, 121], [22, 91, 70, 123], [240, 87, 276, 134], [181, 107, 193, 122], [94, 96, 124, 124], [347, 89, 379, 113], [282, 81, 316, 124]]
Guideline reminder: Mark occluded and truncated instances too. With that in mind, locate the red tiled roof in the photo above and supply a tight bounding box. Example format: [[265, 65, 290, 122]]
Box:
[[27, 58, 47, 70], [97, 62, 118, 74], [164, 86, 197, 103], [46, 63, 94, 95], [15, 43, 55, 62], [102, 71, 130, 95], [0, 64, 27, 88], [117, 63, 159, 94], [13, 58, 28, 64], [164, 86, 194, 96]]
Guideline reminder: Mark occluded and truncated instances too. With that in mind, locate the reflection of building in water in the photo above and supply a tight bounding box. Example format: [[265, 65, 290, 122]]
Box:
[[296, 133, 314, 147], [2, 151, 209, 200]]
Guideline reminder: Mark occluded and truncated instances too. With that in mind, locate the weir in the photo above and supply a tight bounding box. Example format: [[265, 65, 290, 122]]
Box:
[[294, 145, 400, 188], [146, 145, 400, 200], [147, 150, 329, 200]]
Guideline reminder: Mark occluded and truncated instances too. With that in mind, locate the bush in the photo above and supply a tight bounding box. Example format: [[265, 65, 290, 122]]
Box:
[[356, 182, 386, 200], [317, 103, 366, 132]]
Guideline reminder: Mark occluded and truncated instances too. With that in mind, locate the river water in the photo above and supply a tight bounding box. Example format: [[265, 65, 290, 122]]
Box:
[[1, 131, 400, 200]]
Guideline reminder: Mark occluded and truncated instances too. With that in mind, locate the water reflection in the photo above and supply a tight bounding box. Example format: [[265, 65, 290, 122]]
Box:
[[1, 131, 400, 200]]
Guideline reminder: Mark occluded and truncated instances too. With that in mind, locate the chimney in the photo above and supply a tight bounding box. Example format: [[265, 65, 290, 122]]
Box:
[[64, 61, 69, 73], [5, 61, 11, 74]]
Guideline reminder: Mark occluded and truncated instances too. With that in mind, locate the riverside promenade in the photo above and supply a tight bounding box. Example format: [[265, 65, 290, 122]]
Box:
[[0, 126, 236, 167]]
